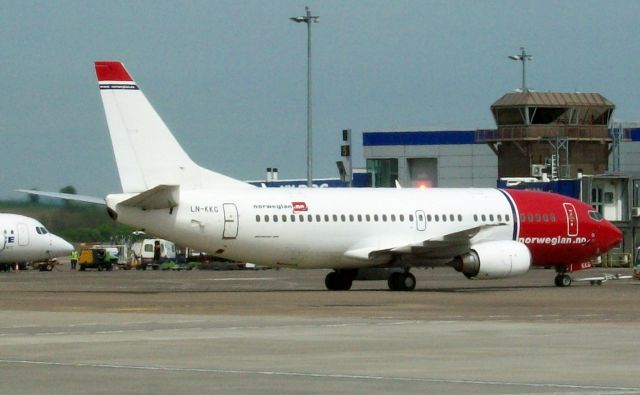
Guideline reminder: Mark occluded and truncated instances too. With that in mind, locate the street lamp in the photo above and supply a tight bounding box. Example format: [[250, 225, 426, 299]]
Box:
[[508, 47, 533, 92], [290, 6, 319, 187]]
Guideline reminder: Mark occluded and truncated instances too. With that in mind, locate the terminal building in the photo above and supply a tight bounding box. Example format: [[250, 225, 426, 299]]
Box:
[[362, 91, 640, 265]]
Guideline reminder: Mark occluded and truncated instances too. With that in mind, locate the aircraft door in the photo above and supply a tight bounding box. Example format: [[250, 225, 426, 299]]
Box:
[[17, 223, 29, 246], [415, 210, 427, 231], [222, 203, 239, 239], [562, 203, 578, 237]]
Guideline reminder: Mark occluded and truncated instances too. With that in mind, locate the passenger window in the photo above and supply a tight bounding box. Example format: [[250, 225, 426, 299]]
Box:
[[282, 215, 287, 222], [324, 214, 330, 222], [505, 214, 510, 222], [332, 214, 338, 222], [434, 214, 439, 222], [520, 213, 526, 222], [409, 214, 414, 222], [442, 215, 447, 222], [450, 214, 455, 222], [264, 215, 269, 222], [457, 214, 462, 221], [341, 214, 346, 222], [365, 214, 371, 222], [357, 214, 362, 222], [390, 214, 396, 222], [489, 214, 494, 221], [527, 214, 533, 222], [382, 214, 387, 222], [427, 214, 432, 222], [308, 215, 313, 222], [473, 214, 478, 221], [535, 213, 541, 222], [316, 215, 321, 222], [273, 215, 278, 222], [374, 214, 379, 222], [299, 214, 304, 222], [399, 214, 404, 222], [497, 214, 502, 221], [542, 214, 548, 222], [349, 214, 354, 222], [550, 213, 556, 222], [418, 214, 424, 222], [256, 215, 260, 222], [291, 215, 296, 222]]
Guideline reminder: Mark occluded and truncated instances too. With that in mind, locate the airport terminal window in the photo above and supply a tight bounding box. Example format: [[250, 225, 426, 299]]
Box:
[[366, 158, 399, 188]]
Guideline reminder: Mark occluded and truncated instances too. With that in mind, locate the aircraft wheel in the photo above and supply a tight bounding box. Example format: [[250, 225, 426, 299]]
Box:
[[596, 280, 602, 286], [555, 274, 572, 287], [325, 271, 352, 291], [590, 280, 596, 286], [388, 272, 416, 291]]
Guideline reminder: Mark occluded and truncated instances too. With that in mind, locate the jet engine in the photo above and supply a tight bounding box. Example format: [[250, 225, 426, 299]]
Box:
[[451, 240, 531, 279]]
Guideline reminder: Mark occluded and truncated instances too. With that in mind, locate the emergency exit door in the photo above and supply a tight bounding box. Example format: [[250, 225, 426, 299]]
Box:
[[222, 203, 239, 239]]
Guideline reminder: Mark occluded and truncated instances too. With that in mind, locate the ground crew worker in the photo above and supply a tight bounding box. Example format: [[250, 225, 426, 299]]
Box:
[[70, 249, 79, 270]]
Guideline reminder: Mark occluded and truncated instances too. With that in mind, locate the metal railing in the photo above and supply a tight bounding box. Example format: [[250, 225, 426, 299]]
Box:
[[476, 125, 611, 142]]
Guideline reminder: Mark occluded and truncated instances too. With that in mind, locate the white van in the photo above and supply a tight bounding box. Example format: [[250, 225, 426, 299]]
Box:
[[130, 239, 176, 270]]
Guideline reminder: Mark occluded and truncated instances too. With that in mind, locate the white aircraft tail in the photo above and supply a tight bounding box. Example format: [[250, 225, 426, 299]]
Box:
[[95, 61, 251, 193]]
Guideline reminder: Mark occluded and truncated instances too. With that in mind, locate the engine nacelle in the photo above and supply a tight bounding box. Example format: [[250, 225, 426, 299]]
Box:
[[452, 240, 531, 279]]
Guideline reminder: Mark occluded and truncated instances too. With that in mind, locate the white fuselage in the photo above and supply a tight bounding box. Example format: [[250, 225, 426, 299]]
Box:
[[0, 214, 74, 263], [110, 187, 515, 269]]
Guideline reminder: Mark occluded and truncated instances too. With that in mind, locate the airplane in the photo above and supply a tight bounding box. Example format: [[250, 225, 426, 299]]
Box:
[[19, 61, 624, 290], [0, 213, 74, 270], [575, 272, 633, 286]]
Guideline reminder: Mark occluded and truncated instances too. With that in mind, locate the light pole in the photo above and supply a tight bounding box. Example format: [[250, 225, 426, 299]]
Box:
[[508, 47, 533, 92], [290, 6, 319, 187]]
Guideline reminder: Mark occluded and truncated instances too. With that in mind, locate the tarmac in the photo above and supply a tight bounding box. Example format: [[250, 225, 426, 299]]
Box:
[[1, 266, 639, 394]]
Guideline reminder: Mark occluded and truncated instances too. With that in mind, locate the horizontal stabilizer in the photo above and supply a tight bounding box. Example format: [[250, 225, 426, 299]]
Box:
[[118, 185, 179, 210], [16, 189, 105, 205]]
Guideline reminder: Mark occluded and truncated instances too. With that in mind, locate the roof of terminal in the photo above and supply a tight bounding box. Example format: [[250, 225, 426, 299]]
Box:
[[492, 92, 614, 108]]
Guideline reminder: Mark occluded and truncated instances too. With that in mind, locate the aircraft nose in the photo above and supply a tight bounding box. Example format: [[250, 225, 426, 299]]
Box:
[[601, 221, 623, 253], [49, 235, 74, 258]]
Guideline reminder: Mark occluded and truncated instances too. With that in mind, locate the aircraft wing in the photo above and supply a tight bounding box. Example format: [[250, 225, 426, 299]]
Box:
[[343, 223, 505, 265], [16, 189, 105, 205]]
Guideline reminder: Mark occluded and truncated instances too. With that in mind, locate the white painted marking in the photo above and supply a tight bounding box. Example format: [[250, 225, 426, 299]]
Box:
[[0, 359, 638, 392]]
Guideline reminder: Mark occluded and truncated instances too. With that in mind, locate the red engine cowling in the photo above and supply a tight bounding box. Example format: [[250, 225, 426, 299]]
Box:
[[453, 240, 531, 279]]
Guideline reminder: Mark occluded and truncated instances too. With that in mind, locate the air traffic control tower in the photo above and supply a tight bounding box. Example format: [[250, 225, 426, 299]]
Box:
[[477, 92, 615, 179]]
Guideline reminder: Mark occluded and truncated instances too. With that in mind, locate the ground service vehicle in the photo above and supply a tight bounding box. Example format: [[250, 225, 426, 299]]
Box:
[[78, 248, 115, 271]]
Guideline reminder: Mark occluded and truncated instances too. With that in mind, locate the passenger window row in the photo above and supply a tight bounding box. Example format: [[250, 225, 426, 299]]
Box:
[[255, 212, 511, 224], [519, 213, 557, 223]]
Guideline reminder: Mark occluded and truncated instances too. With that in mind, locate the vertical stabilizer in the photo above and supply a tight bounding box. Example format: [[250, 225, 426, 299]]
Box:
[[95, 61, 252, 193]]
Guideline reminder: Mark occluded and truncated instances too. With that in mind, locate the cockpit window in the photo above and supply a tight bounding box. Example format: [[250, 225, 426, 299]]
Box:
[[588, 211, 603, 221]]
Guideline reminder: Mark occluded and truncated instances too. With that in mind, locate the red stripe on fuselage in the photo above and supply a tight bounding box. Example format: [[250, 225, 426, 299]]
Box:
[[95, 61, 133, 82]]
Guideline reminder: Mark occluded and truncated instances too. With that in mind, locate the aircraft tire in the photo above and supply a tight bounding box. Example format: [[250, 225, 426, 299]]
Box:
[[388, 272, 416, 291], [555, 274, 572, 287], [325, 271, 353, 291]]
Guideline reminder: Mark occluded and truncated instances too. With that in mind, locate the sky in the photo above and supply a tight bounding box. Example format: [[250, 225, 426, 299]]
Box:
[[2, 0, 640, 199]]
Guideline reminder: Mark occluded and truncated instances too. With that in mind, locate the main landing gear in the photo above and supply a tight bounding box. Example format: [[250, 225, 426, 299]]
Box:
[[387, 271, 416, 291], [324, 269, 417, 291]]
